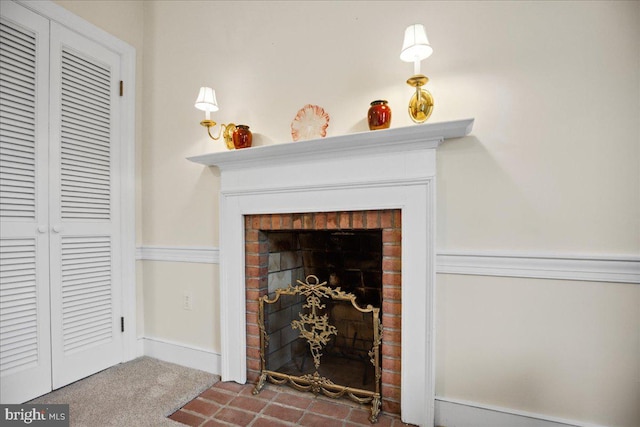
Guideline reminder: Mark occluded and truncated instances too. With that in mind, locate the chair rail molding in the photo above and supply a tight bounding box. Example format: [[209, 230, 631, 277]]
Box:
[[136, 245, 640, 284]]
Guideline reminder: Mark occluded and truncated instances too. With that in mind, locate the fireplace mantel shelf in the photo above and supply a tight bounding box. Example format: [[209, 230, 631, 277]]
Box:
[[188, 118, 474, 170]]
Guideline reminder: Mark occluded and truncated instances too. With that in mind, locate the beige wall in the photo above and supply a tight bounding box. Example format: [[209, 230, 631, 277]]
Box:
[[53, 1, 639, 426]]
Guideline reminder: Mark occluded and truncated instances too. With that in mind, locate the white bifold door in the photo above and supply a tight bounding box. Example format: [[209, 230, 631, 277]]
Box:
[[1, 2, 123, 403]]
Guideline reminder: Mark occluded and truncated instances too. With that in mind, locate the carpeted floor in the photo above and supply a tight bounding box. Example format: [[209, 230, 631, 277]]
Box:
[[29, 357, 218, 427]]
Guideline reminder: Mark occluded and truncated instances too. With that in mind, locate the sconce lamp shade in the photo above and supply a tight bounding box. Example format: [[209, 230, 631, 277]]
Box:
[[195, 87, 219, 112], [400, 24, 433, 62]]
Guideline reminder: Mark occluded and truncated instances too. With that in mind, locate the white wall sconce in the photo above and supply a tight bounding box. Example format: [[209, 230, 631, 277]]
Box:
[[194, 86, 236, 149], [400, 24, 434, 123]]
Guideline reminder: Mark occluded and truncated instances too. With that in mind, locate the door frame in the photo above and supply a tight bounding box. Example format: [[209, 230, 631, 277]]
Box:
[[16, 0, 138, 362]]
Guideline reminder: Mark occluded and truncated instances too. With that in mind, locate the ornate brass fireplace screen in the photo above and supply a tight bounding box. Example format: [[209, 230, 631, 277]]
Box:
[[253, 275, 383, 423]]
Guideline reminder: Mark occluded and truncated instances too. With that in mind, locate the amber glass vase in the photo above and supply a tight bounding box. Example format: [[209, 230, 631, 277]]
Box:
[[367, 100, 392, 130], [232, 125, 252, 149]]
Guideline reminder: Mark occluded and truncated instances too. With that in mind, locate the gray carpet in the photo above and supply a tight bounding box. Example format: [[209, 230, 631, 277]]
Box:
[[29, 357, 218, 426]]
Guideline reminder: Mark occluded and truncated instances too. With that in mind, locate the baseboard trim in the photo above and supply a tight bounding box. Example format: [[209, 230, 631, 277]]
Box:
[[136, 245, 639, 284], [141, 337, 221, 375], [435, 397, 607, 427]]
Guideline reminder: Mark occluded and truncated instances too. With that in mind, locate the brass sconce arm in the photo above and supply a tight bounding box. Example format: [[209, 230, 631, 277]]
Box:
[[200, 119, 237, 150]]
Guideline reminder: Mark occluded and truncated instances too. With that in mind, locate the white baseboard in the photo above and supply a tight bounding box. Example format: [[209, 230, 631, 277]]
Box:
[[141, 337, 221, 375], [435, 397, 606, 427]]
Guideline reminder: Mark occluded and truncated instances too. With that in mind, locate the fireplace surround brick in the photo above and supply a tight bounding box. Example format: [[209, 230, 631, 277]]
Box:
[[244, 209, 402, 415]]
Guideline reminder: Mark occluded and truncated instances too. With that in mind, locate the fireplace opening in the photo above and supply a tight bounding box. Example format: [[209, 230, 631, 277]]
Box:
[[245, 210, 402, 415], [263, 230, 383, 392]]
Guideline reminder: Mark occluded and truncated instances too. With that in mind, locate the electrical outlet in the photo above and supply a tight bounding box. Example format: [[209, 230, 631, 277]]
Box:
[[183, 292, 193, 311]]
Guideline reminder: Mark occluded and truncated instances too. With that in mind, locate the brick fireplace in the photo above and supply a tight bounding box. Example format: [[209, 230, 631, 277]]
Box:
[[244, 210, 402, 414], [188, 119, 474, 426]]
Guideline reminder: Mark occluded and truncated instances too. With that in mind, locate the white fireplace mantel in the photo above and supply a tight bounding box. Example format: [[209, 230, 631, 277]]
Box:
[[188, 119, 474, 427], [188, 118, 474, 170]]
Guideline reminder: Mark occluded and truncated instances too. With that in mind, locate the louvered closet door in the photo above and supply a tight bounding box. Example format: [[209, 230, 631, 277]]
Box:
[[48, 22, 122, 389], [0, 3, 52, 404]]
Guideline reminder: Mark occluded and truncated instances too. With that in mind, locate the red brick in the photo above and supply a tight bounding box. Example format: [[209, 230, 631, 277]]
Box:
[[392, 210, 402, 227], [272, 215, 282, 230], [382, 258, 401, 272], [381, 384, 401, 401], [281, 214, 292, 229], [382, 314, 401, 328], [242, 386, 277, 401], [168, 410, 206, 426], [382, 399, 401, 415], [366, 211, 380, 229], [246, 323, 260, 336], [300, 413, 344, 427], [352, 211, 364, 228], [339, 211, 351, 228], [380, 210, 393, 228], [382, 286, 401, 301], [229, 395, 269, 413], [246, 347, 261, 359], [384, 328, 401, 344], [246, 334, 260, 348], [303, 213, 314, 229], [246, 300, 259, 314], [382, 356, 401, 373], [245, 253, 261, 267], [216, 407, 256, 426], [382, 370, 401, 386], [260, 215, 272, 229], [292, 214, 303, 229], [308, 400, 350, 419], [202, 419, 231, 427], [314, 212, 327, 229], [263, 403, 305, 423], [326, 212, 338, 229], [383, 244, 401, 257], [199, 388, 235, 405], [247, 358, 261, 371], [252, 417, 294, 427], [245, 229, 260, 243], [382, 343, 401, 358], [273, 392, 313, 410], [245, 242, 259, 255], [382, 272, 402, 286], [246, 289, 261, 301], [382, 229, 401, 244], [252, 216, 261, 230], [382, 300, 401, 316], [216, 382, 250, 394], [182, 397, 220, 416]]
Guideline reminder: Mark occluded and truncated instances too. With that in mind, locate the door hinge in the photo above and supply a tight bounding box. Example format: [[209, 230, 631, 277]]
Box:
[[120, 317, 125, 332], [119, 80, 124, 96]]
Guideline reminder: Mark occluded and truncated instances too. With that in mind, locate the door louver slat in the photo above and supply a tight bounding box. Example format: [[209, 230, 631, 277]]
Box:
[[61, 236, 112, 354], [0, 238, 38, 374], [60, 48, 111, 221], [0, 21, 36, 221]]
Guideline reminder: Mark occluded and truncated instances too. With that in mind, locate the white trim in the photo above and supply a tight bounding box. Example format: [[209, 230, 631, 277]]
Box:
[[437, 251, 640, 284], [136, 245, 640, 284], [17, 0, 139, 362], [435, 397, 607, 427], [137, 246, 220, 264], [142, 337, 221, 375]]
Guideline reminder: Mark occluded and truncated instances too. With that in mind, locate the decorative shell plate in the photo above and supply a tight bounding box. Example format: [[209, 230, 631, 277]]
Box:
[[291, 104, 330, 142]]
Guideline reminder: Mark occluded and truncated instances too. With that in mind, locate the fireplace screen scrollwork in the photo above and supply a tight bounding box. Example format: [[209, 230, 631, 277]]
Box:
[[253, 275, 383, 423]]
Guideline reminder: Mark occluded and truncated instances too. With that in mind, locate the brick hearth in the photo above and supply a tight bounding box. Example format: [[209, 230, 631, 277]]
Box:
[[244, 210, 402, 415]]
